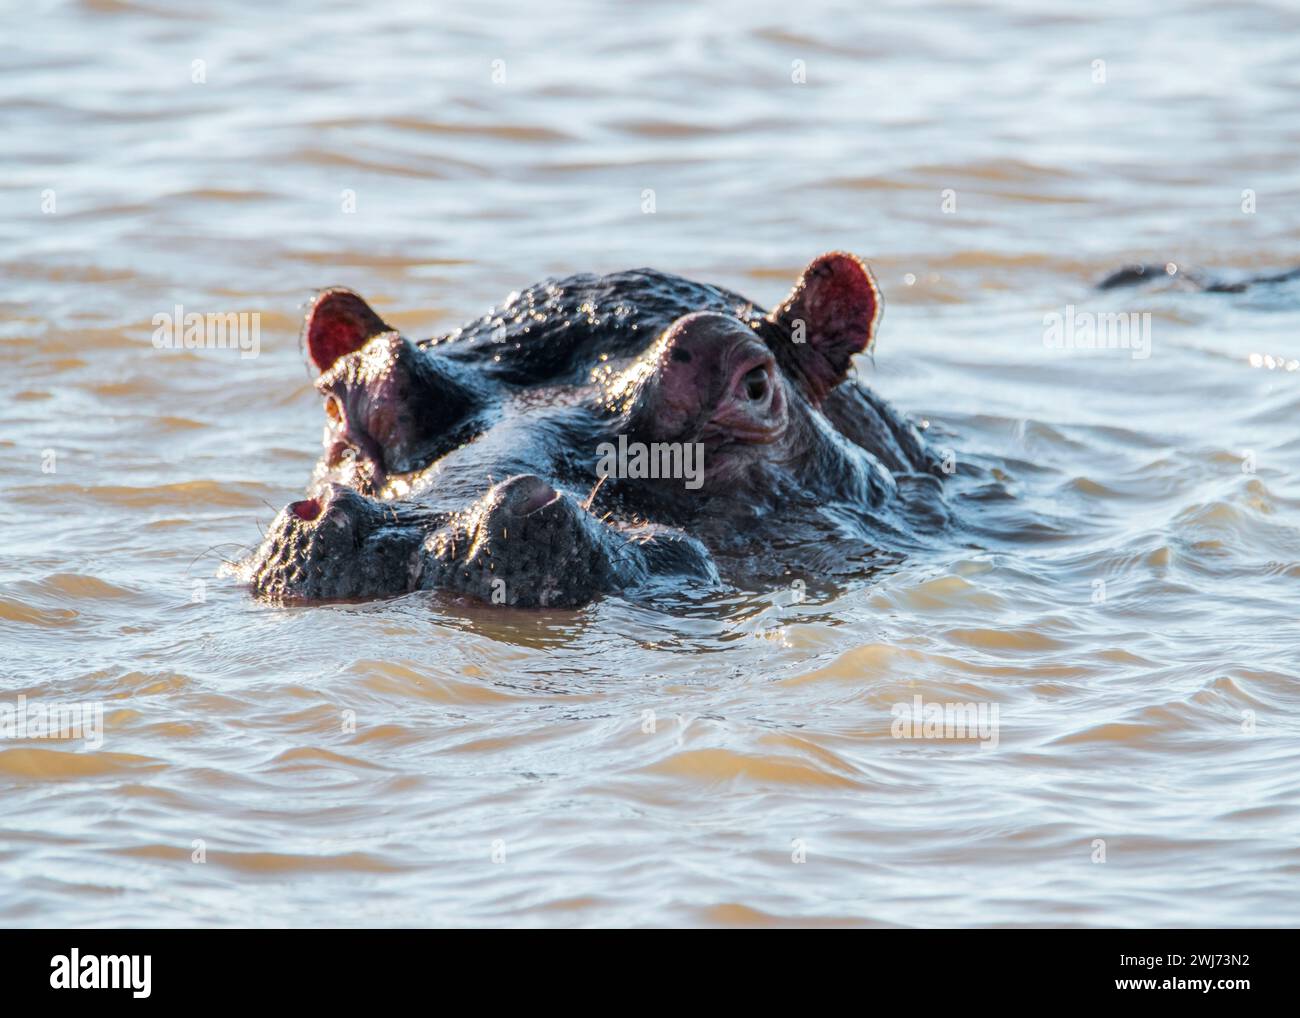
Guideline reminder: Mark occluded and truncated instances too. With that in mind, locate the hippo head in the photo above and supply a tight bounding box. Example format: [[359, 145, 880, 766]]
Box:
[[242, 252, 932, 607], [603, 252, 894, 508]]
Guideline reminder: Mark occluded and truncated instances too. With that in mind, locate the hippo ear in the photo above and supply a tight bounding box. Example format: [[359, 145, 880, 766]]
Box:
[[304, 288, 394, 372], [765, 252, 882, 404]]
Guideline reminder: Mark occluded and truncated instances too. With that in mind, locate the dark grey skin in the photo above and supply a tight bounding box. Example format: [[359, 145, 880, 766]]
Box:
[[244, 252, 946, 607], [1098, 263, 1300, 293]]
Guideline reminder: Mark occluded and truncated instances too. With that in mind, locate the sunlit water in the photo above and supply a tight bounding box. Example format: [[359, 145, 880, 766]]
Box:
[[3, 0, 1300, 927]]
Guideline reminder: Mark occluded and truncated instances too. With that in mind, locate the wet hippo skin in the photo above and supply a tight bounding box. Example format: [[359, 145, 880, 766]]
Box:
[[244, 252, 945, 607]]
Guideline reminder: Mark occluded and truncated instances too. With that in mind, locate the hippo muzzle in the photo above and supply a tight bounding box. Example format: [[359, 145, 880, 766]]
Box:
[[247, 486, 428, 602], [247, 475, 713, 608]]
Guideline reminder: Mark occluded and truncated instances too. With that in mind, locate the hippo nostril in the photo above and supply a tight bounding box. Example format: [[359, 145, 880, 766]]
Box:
[[290, 498, 322, 522], [743, 366, 768, 401], [500, 475, 560, 517]]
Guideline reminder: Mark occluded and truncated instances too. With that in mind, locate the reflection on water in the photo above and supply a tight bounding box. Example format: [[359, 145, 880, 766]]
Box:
[[3, 0, 1300, 926]]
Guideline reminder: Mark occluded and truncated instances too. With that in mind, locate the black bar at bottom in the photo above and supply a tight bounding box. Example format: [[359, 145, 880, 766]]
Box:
[[0, 929, 1284, 1005]]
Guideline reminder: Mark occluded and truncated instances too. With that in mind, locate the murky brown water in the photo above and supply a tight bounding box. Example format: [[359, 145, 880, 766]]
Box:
[[4, 0, 1300, 927]]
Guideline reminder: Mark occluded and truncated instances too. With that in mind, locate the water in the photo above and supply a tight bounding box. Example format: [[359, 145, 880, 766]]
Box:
[[3, 0, 1300, 927]]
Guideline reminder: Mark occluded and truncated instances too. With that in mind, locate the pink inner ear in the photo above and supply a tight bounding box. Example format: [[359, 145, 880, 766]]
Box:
[[800, 251, 881, 352], [305, 289, 390, 372], [769, 251, 881, 404]]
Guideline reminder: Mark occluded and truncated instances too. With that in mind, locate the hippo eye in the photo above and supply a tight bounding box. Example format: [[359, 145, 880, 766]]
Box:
[[743, 366, 768, 401]]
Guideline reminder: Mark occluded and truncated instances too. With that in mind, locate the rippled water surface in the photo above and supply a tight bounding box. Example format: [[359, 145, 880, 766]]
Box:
[[4, 0, 1300, 926]]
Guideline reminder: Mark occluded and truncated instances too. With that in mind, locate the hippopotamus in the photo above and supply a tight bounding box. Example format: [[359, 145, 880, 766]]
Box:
[[1098, 262, 1300, 293], [242, 252, 946, 607]]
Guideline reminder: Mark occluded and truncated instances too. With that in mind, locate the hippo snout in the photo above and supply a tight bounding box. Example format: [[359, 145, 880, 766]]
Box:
[[247, 486, 425, 602], [421, 475, 648, 608]]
